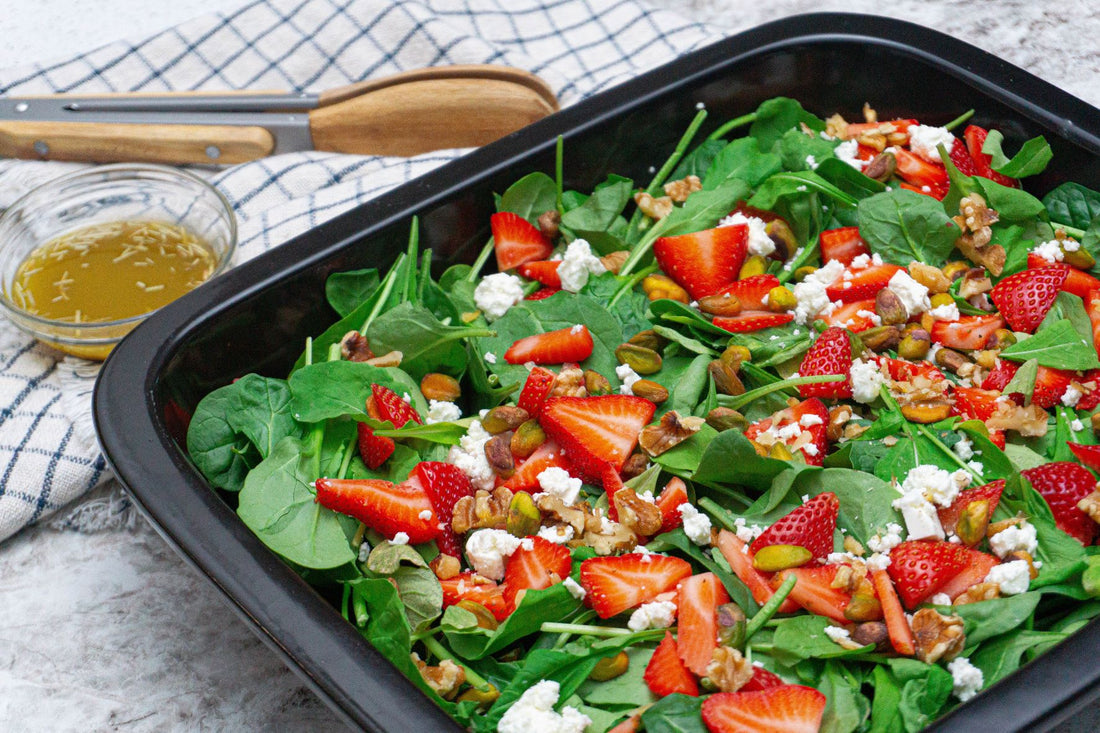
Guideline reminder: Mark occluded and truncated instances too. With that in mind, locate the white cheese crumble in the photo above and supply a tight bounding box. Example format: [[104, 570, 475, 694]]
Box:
[[627, 600, 678, 631], [538, 524, 575, 544], [907, 125, 955, 162], [948, 657, 984, 702], [474, 272, 525, 321], [391, 532, 410, 545], [719, 211, 775, 257], [536, 466, 583, 506], [425, 399, 462, 424], [792, 259, 846, 324], [892, 487, 945, 541], [901, 464, 969, 508], [679, 503, 713, 546], [887, 270, 931, 316], [989, 522, 1039, 559], [357, 541, 371, 563], [834, 139, 864, 170], [849, 253, 883, 269], [953, 434, 974, 461], [799, 413, 824, 427], [497, 680, 591, 733], [865, 552, 892, 571], [1062, 384, 1084, 408], [1072, 418, 1086, 432], [418, 509, 434, 521], [931, 593, 953, 606], [984, 560, 1031, 595], [849, 358, 886, 404], [929, 303, 960, 321], [805, 154, 819, 170], [824, 626, 853, 646], [557, 238, 607, 293], [866, 523, 904, 554], [447, 420, 496, 491], [562, 576, 587, 601], [616, 363, 642, 395], [465, 529, 524, 581], [733, 517, 765, 543], [1032, 239, 1065, 264]]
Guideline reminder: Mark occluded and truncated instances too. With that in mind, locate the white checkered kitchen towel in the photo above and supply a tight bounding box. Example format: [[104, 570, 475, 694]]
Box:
[[0, 0, 719, 541]]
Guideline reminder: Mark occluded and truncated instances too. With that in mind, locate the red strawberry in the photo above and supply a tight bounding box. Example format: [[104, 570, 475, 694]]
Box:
[[887, 540, 971, 608], [980, 358, 1018, 392], [930, 313, 1005, 350], [751, 493, 838, 561], [517, 260, 562, 289], [935, 548, 1001, 601], [602, 463, 626, 523], [990, 267, 1067, 333], [1022, 462, 1099, 544], [1033, 366, 1075, 409], [314, 477, 438, 544], [871, 569, 916, 656], [517, 366, 556, 417], [608, 715, 642, 733], [844, 118, 918, 140], [938, 480, 1005, 537], [964, 125, 1019, 188], [713, 311, 795, 333], [744, 398, 830, 467], [500, 439, 569, 492], [372, 384, 422, 427], [677, 572, 730, 676], [773, 565, 863, 623], [714, 531, 800, 613], [742, 666, 785, 692], [502, 535, 573, 607], [357, 423, 395, 469], [407, 461, 473, 556], [579, 553, 693, 618], [814, 299, 879, 333], [1026, 256, 1100, 299], [948, 137, 979, 176], [358, 385, 422, 468], [883, 357, 946, 383], [825, 263, 903, 303], [440, 572, 510, 621], [644, 631, 699, 697], [898, 180, 948, 200], [1087, 290, 1100, 358], [526, 286, 559, 301], [1069, 443, 1100, 472], [893, 147, 949, 193], [504, 325, 594, 365], [491, 211, 552, 272], [798, 327, 853, 399], [714, 274, 780, 311], [951, 387, 1003, 421], [539, 395, 656, 480], [655, 477, 690, 534], [701, 686, 826, 733], [819, 227, 869, 266], [654, 225, 749, 300]]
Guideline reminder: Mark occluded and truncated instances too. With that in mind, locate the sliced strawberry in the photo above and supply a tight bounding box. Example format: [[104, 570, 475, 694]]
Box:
[[988, 429, 1007, 450], [814, 299, 879, 333], [608, 714, 642, 733], [677, 572, 730, 676], [714, 274, 781, 311], [744, 398, 829, 467], [602, 462, 627, 523], [990, 267, 1068, 333], [948, 137, 979, 176], [1027, 259, 1100, 300], [894, 147, 949, 190], [819, 227, 869, 266], [825, 263, 903, 303], [964, 125, 1019, 188], [517, 366, 556, 417], [644, 631, 699, 697], [938, 479, 1005, 537], [579, 553, 693, 619], [713, 311, 795, 333], [714, 530, 800, 613], [930, 313, 1005, 350], [702, 686, 826, 733], [1069, 443, 1100, 472], [951, 387, 1003, 421], [525, 286, 559, 301], [751, 493, 838, 561], [1087, 290, 1100, 358], [1033, 366, 1075, 409], [440, 572, 510, 621], [517, 260, 562, 289], [655, 477, 690, 534], [539, 395, 656, 480], [491, 211, 553, 272], [887, 540, 971, 608], [871, 569, 915, 656], [408, 461, 473, 556], [654, 225, 749, 300], [500, 439, 568, 492], [502, 535, 573, 608], [357, 423, 395, 469], [883, 356, 946, 383], [1022, 462, 1099, 544], [372, 384, 423, 427], [741, 666, 785, 692], [798, 327, 853, 399], [935, 548, 1001, 601], [314, 477, 438, 544], [504, 325, 594, 365], [980, 358, 1018, 392], [898, 181, 948, 200], [773, 565, 857, 623]]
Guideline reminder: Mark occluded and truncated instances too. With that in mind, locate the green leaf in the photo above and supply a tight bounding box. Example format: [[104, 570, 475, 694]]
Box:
[[691, 430, 791, 491], [951, 592, 1041, 644], [667, 354, 712, 415], [793, 468, 902, 546], [817, 661, 869, 733], [1003, 443, 1049, 472], [581, 272, 651, 339], [288, 360, 426, 423], [815, 157, 886, 201], [670, 138, 727, 181], [657, 528, 758, 615], [748, 97, 826, 152], [499, 172, 558, 223], [660, 180, 753, 237], [442, 584, 581, 660], [869, 666, 905, 733], [325, 268, 381, 317], [577, 645, 657, 707], [769, 615, 873, 665], [1000, 319, 1100, 370], [777, 128, 841, 174], [748, 171, 857, 211], [728, 325, 814, 367], [703, 137, 783, 189], [974, 178, 1046, 221], [857, 189, 959, 265], [369, 302, 491, 381], [980, 130, 1053, 178], [1001, 357, 1038, 402], [640, 693, 707, 733], [970, 628, 1067, 685], [561, 176, 633, 233], [1043, 181, 1100, 230]]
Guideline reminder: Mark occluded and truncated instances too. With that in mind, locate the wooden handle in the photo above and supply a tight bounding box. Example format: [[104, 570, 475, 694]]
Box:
[[318, 65, 558, 111], [308, 77, 556, 157], [0, 121, 274, 164]]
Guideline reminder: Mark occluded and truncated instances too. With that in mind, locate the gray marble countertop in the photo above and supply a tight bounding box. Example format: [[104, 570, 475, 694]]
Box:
[[2, 1, 1099, 731]]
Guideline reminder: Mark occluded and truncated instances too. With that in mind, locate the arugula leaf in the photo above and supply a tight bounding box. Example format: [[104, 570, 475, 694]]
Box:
[[974, 177, 1046, 221], [499, 172, 558, 223], [748, 97, 826, 152], [857, 189, 959, 265], [980, 130, 1053, 178], [1001, 357, 1038, 402], [703, 137, 783, 189], [1043, 181, 1100, 230], [326, 268, 380, 317], [1000, 319, 1100, 370]]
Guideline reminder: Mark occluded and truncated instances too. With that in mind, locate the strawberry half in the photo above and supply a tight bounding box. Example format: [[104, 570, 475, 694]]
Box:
[[440, 572, 510, 621], [655, 477, 690, 534], [773, 565, 863, 623], [407, 461, 473, 556], [517, 260, 562, 289], [504, 325, 594, 365], [930, 314, 1005, 350], [937, 479, 1005, 538], [373, 384, 423, 427], [677, 572, 730, 676], [644, 631, 699, 697], [502, 535, 573, 608], [314, 477, 438, 544], [991, 267, 1067, 333], [491, 211, 553, 272], [935, 547, 1001, 601], [814, 299, 879, 333], [714, 274, 780, 311], [751, 493, 838, 561], [357, 423, 395, 469], [964, 125, 1019, 188], [713, 311, 795, 333], [701, 686, 826, 733], [887, 540, 971, 608], [742, 666, 785, 692], [883, 356, 946, 383], [517, 366, 556, 417], [951, 387, 1002, 421], [500, 439, 569, 492], [579, 553, 692, 619], [819, 227, 869, 266], [893, 147, 948, 193], [825, 263, 903, 303], [1026, 256, 1100, 299], [798, 327, 854, 399], [653, 224, 748, 300], [1022, 462, 1099, 544], [539, 395, 656, 481], [1069, 443, 1100, 472]]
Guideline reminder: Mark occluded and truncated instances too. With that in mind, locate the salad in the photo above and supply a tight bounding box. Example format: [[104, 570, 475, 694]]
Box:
[[186, 96, 1100, 733]]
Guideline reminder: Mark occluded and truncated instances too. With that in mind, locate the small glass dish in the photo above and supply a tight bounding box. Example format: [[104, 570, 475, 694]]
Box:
[[0, 164, 236, 360]]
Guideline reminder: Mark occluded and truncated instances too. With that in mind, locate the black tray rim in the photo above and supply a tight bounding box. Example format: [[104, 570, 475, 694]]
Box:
[[93, 11, 1100, 733]]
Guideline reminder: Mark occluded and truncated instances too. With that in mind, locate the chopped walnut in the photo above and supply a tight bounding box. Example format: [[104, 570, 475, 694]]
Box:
[[535, 494, 590, 536], [985, 400, 1050, 437], [953, 582, 1001, 606], [911, 608, 966, 664], [621, 453, 650, 480], [599, 250, 630, 274], [339, 331, 374, 361], [549, 364, 587, 398], [452, 486, 513, 534], [634, 191, 673, 220], [411, 654, 466, 699], [843, 535, 865, 557], [958, 268, 994, 299], [825, 113, 849, 140], [827, 404, 854, 443], [830, 563, 872, 597], [639, 411, 705, 457], [706, 646, 755, 692], [613, 488, 663, 536], [953, 194, 1005, 275], [1078, 490, 1100, 525], [429, 553, 461, 580], [583, 517, 638, 556], [663, 175, 702, 203]]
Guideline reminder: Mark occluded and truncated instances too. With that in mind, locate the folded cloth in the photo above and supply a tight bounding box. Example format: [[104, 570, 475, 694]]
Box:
[[0, 0, 719, 542]]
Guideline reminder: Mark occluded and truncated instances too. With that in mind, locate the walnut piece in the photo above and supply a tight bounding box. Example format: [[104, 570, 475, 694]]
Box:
[[429, 553, 461, 580], [1078, 490, 1100, 525], [339, 331, 374, 361], [639, 411, 705, 457], [911, 608, 966, 664], [958, 268, 994, 299], [706, 646, 755, 692], [663, 175, 702, 203], [634, 191, 673, 220], [824, 113, 849, 140], [985, 400, 1050, 437], [536, 494, 590, 535], [452, 486, 513, 534], [953, 582, 1001, 606], [599, 250, 630, 274], [613, 488, 663, 537], [953, 194, 1005, 275], [412, 654, 466, 699], [907, 261, 952, 294], [549, 364, 587, 398]]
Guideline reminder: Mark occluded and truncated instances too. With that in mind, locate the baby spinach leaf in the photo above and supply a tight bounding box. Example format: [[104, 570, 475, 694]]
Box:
[[582, 272, 651, 338], [703, 137, 783, 189], [749, 97, 826, 152], [815, 157, 886, 201], [1001, 357, 1038, 402], [371, 420, 468, 445], [442, 584, 581, 660], [691, 429, 790, 491], [576, 645, 657, 707], [237, 436, 357, 569], [561, 176, 633, 233], [640, 693, 707, 733], [777, 128, 840, 173], [1000, 319, 1100, 370], [769, 616, 873, 665], [369, 302, 492, 381], [499, 172, 557, 223], [892, 659, 953, 733], [671, 138, 726, 181], [957, 422, 1014, 481], [667, 354, 712, 415], [794, 468, 902, 546], [649, 298, 737, 338], [728, 325, 814, 367], [657, 528, 758, 614], [653, 424, 718, 478], [974, 177, 1046, 221], [817, 661, 869, 733], [869, 665, 905, 733], [1003, 442, 1049, 472], [652, 325, 718, 358], [659, 180, 752, 237], [952, 592, 1041, 645], [981, 130, 1053, 178], [326, 268, 380, 317], [748, 171, 857, 211], [857, 189, 959, 265], [365, 542, 442, 633], [288, 360, 426, 422], [1043, 181, 1100, 230], [970, 628, 1067, 685]]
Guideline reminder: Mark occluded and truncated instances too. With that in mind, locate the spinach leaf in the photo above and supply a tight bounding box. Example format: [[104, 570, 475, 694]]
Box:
[[816, 157, 886, 201], [704, 137, 783, 189], [365, 542, 442, 633], [640, 693, 707, 733], [974, 177, 1046, 221], [890, 659, 953, 733], [577, 645, 657, 707], [561, 176, 633, 233], [1043, 181, 1100, 230], [981, 130, 1053, 178], [659, 180, 752, 237], [857, 189, 959, 265], [653, 424, 718, 478], [728, 325, 814, 367], [288, 360, 426, 422], [369, 302, 492, 381], [326, 268, 380, 317], [649, 298, 739, 338], [794, 468, 902, 546], [581, 272, 651, 338], [1003, 443, 1049, 472], [748, 171, 856, 211], [748, 97, 826, 152], [952, 592, 1041, 645], [777, 128, 841, 173], [869, 665, 905, 733], [671, 138, 727, 181], [769, 615, 873, 665], [970, 628, 1067, 685], [667, 354, 712, 415], [1001, 358, 1039, 402], [1000, 319, 1100, 370], [442, 584, 581, 659], [817, 661, 869, 733], [691, 429, 791, 491], [499, 172, 558, 223]]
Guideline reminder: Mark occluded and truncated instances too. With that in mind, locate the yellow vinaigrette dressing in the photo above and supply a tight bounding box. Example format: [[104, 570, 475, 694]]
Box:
[[12, 220, 216, 323]]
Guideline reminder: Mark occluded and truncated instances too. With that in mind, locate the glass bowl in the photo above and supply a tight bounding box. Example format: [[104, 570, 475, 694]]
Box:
[[0, 164, 236, 360]]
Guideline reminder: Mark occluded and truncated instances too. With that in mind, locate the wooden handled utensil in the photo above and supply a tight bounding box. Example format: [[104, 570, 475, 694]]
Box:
[[0, 65, 558, 164]]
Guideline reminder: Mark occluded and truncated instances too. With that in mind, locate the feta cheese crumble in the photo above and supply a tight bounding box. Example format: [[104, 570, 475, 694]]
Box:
[[1072, 418, 1086, 432], [849, 358, 886, 404], [616, 363, 642, 395], [984, 560, 1032, 595], [562, 576, 587, 601], [1062, 383, 1084, 408], [1032, 239, 1065, 264], [893, 486, 945, 541], [627, 600, 678, 631], [418, 509, 434, 521], [834, 139, 864, 170], [866, 523, 904, 554], [719, 211, 775, 257], [474, 272, 524, 321], [536, 466, 583, 505], [901, 464, 969, 508], [497, 680, 591, 733], [538, 524, 576, 544], [953, 434, 974, 461], [734, 517, 765, 543], [465, 529, 524, 581], [557, 239, 607, 293], [887, 270, 931, 316], [425, 399, 462, 424], [907, 125, 955, 162], [792, 260, 845, 324], [484, 351, 498, 364], [989, 522, 1038, 558], [930, 593, 953, 606], [391, 532, 410, 545], [929, 302, 960, 321], [948, 657, 984, 702], [824, 625, 853, 645], [447, 420, 496, 491], [679, 503, 713, 545]]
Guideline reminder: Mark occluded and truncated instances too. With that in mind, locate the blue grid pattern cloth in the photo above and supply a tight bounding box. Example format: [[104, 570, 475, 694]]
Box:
[[0, 0, 719, 541]]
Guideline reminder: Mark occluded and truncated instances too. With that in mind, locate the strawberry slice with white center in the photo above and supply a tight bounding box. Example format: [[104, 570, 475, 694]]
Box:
[[314, 477, 439, 544], [655, 477, 690, 534], [750, 492, 839, 561], [579, 553, 692, 619], [712, 311, 795, 333], [714, 274, 781, 311], [930, 313, 1005, 350], [539, 395, 656, 481], [653, 224, 748, 300], [934, 547, 1001, 601], [798, 327, 853, 399], [407, 461, 473, 556], [1022, 462, 1099, 544], [951, 386, 1002, 421], [819, 227, 869, 266], [677, 572, 730, 676], [883, 357, 946, 383], [825, 263, 903, 303], [814, 298, 878, 333], [990, 267, 1067, 333], [643, 631, 699, 697], [887, 540, 971, 608], [502, 535, 573, 608], [701, 686, 826, 733], [491, 211, 553, 272], [517, 260, 563, 289], [893, 147, 949, 196], [504, 325, 594, 365]]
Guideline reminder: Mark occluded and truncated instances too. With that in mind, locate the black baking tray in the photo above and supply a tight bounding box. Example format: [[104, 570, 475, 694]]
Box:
[[94, 12, 1100, 733]]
